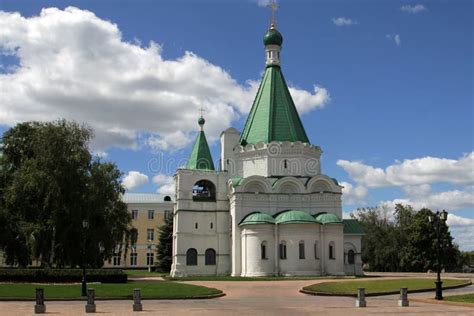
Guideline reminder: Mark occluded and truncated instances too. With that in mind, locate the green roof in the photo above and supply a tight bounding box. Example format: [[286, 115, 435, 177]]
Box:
[[239, 212, 275, 226], [314, 213, 342, 224], [186, 119, 215, 170], [343, 219, 364, 234], [239, 66, 310, 145], [275, 210, 316, 224], [230, 177, 243, 187]]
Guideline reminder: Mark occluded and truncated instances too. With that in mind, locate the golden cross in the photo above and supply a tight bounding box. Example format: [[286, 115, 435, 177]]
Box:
[[199, 106, 205, 118], [267, 0, 279, 26]]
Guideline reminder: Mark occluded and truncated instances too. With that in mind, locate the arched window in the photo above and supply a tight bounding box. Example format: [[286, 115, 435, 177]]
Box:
[[164, 196, 171, 202], [186, 248, 197, 266], [205, 248, 216, 265], [210, 222, 213, 229], [279, 241, 287, 260], [261, 241, 267, 260], [314, 241, 319, 259], [192, 180, 216, 202], [299, 241, 305, 259], [329, 242, 335, 260], [348, 249, 355, 264], [195, 222, 198, 229]]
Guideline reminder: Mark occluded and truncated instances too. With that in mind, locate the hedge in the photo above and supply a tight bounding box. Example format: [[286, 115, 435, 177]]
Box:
[[0, 269, 127, 283]]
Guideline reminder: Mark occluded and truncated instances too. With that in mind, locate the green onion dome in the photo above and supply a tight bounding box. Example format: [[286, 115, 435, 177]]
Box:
[[198, 116, 205, 126], [263, 24, 283, 46]]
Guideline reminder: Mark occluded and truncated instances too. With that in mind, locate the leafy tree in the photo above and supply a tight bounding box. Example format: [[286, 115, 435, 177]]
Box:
[[352, 204, 462, 272], [0, 120, 131, 267], [156, 215, 173, 273]]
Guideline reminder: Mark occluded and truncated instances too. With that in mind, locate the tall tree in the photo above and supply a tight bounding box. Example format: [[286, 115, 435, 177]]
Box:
[[0, 120, 131, 267], [156, 215, 173, 273]]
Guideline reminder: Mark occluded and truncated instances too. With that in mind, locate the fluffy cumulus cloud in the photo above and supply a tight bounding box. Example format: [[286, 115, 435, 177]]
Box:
[[122, 171, 149, 190], [400, 4, 427, 14], [340, 181, 368, 205], [0, 7, 329, 152], [339, 152, 474, 249], [337, 152, 474, 188], [152, 174, 175, 195], [332, 17, 358, 26]]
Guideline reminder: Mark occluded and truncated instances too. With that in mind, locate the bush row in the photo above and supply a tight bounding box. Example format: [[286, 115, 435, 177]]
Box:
[[0, 268, 127, 283]]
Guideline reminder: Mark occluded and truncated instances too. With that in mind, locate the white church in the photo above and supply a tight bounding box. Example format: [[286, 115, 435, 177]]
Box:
[[170, 23, 364, 277]]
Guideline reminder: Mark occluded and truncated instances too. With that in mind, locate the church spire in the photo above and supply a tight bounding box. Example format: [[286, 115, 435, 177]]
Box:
[[186, 114, 215, 170], [239, 17, 309, 146]]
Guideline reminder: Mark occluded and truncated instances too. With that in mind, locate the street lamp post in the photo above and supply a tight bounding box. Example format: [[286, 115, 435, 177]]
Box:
[[81, 220, 89, 297], [428, 210, 448, 300], [147, 240, 152, 273]]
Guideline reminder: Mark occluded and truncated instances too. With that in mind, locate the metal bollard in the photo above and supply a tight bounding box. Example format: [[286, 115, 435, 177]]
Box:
[[356, 287, 366, 307], [34, 288, 46, 314], [85, 288, 96, 313], [398, 287, 409, 307], [133, 288, 143, 311]]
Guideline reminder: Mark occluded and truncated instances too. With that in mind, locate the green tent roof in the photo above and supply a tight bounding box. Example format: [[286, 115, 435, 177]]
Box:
[[239, 66, 310, 145], [314, 213, 342, 224], [239, 212, 275, 226], [186, 119, 215, 170], [343, 219, 364, 234], [275, 210, 316, 224]]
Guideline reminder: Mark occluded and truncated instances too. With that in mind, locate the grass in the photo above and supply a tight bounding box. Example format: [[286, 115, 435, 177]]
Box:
[[0, 281, 222, 300], [444, 293, 474, 304], [123, 269, 169, 277], [167, 275, 361, 281], [302, 278, 471, 296]]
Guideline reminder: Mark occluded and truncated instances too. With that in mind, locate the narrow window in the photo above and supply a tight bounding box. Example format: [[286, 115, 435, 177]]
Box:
[[186, 248, 198, 266], [146, 253, 154, 266], [195, 222, 198, 229], [329, 242, 335, 259], [348, 250, 355, 264], [314, 242, 319, 259], [210, 222, 213, 229], [147, 229, 154, 241], [130, 253, 137, 266], [164, 210, 171, 220], [279, 241, 287, 260], [299, 241, 305, 259], [284, 159, 288, 169], [261, 241, 267, 260], [131, 210, 138, 220], [205, 248, 216, 265], [113, 254, 121, 266], [148, 210, 154, 220]]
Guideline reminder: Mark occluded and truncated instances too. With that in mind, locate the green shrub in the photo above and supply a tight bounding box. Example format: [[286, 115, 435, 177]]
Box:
[[0, 268, 127, 283]]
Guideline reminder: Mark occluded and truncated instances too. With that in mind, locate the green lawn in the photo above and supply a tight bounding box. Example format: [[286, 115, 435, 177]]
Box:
[[167, 275, 358, 281], [123, 269, 169, 277], [302, 278, 471, 296], [444, 293, 474, 304], [0, 281, 222, 299]]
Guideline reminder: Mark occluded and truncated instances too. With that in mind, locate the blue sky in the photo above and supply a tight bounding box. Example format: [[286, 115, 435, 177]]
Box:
[[0, 0, 472, 249]]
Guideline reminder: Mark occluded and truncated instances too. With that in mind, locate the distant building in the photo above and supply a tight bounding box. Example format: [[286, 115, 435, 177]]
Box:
[[103, 193, 173, 268]]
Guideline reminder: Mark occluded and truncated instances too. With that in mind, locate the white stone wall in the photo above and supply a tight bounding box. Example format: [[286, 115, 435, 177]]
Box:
[[241, 225, 275, 276], [322, 224, 345, 275], [344, 235, 363, 275], [277, 224, 322, 276], [171, 169, 231, 277]]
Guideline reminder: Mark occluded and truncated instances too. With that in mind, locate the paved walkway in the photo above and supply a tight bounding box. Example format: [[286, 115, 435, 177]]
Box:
[[1, 274, 473, 315]]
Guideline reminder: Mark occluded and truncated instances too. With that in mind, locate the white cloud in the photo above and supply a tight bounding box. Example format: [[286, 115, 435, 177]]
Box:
[[340, 181, 368, 205], [0, 7, 329, 152], [447, 213, 474, 227], [122, 171, 149, 190], [257, 0, 272, 7], [450, 226, 474, 251], [289, 85, 330, 114], [401, 4, 427, 14], [386, 34, 401, 46], [337, 152, 474, 188], [152, 174, 175, 195], [332, 17, 358, 26]]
